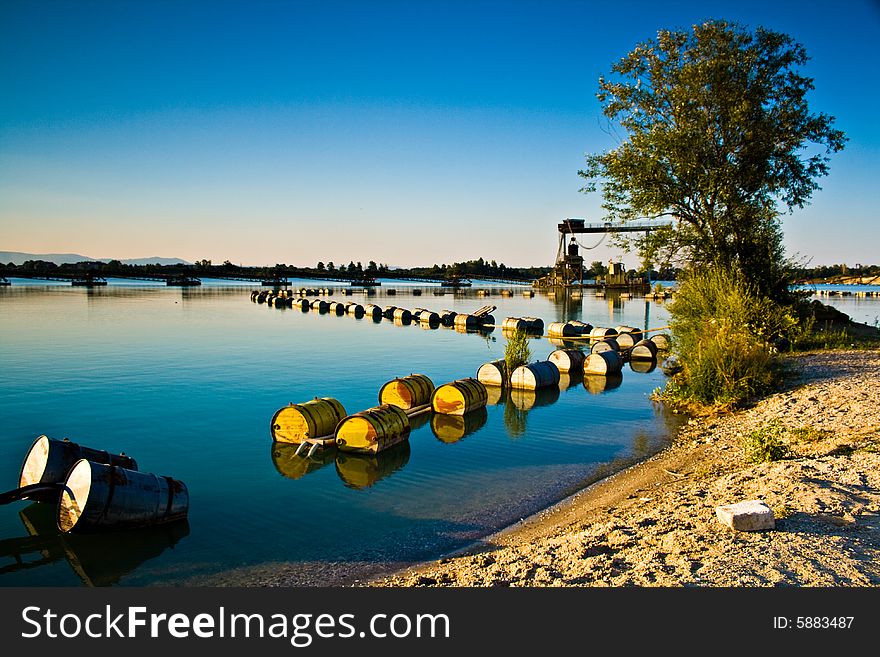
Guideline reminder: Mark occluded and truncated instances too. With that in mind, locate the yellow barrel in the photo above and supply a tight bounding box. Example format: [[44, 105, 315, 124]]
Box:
[[509, 385, 560, 411], [58, 460, 188, 532], [650, 333, 671, 351], [328, 301, 346, 315], [510, 361, 560, 390], [615, 331, 637, 349], [630, 338, 659, 360], [453, 314, 479, 328], [583, 371, 623, 394], [378, 374, 435, 410], [522, 290, 535, 297], [346, 303, 365, 317], [502, 317, 528, 331], [270, 397, 347, 443], [392, 308, 412, 323], [335, 404, 410, 454], [476, 359, 507, 386], [590, 338, 620, 354], [590, 326, 618, 339], [291, 298, 309, 311], [335, 442, 410, 489], [584, 351, 624, 375], [383, 305, 398, 319], [417, 310, 440, 325], [271, 443, 335, 480], [430, 407, 488, 444], [548, 349, 586, 372], [310, 299, 329, 311], [431, 378, 488, 415], [364, 304, 383, 320], [500, 290, 512, 297]]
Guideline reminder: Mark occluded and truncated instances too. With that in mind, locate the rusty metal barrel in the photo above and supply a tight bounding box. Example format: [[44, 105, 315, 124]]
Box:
[[548, 349, 586, 373], [379, 374, 435, 410], [335, 404, 410, 454], [19, 436, 138, 502], [590, 338, 620, 355], [392, 308, 412, 323], [270, 398, 347, 443], [502, 317, 529, 332], [629, 338, 659, 360], [476, 359, 507, 386], [649, 333, 671, 351], [510, 361, 560, 390], [589, 327, 618, 340], [547, 322, 580, 338], [57, 460, 188, 532], [430, 407, 489, 444], [431, 378, 488, 415], [584, 350, 624, 375]]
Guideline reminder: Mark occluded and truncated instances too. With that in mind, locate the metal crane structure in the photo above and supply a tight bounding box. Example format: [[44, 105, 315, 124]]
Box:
[[536, 218, 669, 288]]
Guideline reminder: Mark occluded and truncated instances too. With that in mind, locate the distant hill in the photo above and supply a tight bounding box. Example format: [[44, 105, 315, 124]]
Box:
[[0, 251, 191, 266]]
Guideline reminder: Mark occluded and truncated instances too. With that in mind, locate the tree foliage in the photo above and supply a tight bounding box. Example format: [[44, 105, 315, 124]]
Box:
[[580, 20, 846, 299]]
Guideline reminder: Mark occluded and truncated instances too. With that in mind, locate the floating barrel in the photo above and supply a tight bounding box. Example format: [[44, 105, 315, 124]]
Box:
[[290, 298, 309, 311], [649, 333, 671, 351], [310, 299, 329, 311], [412, 307, 429, 316], [335, 442, 410, 490], [454, 314, 479, 328], [270, 398, 347, 443], [523, 290, 535, 298], [548, 348, 586, 372], [500, 290, 512, 297], [480, 314, 495, 327], [392, 308, 412, 323], [589, 327, 618, 340], [418, 311, 440, 325], [510, 361, 560, 390], [431, 407, 488, 444], [583, 371, 623, 394], [439, 310, 457, 326], [476, 359, 507, 386], [591, 338, 620, 354], [341, 289, 352, 296], [615, 331, 637, 349], [346, 303, 365, 317], [615, 325, 642, 337], [569, 320, 593, 334], [335, 404, 410, 454], [502, 317, 529, 332], [509, 385, 560, 411], [522, 317, 545, 333], [363, 304, 383, 320], [328, 301, 346, 315], [271, 443, 335, 480], [383, 305, 398, 319], [548, 322, 581, 337], [250, 291, 259, 302], [584, 350, 624, 375], [379, 374, 435, 410], [431, 378, 488, 415], [58, 460, 188, 532], [630, 338, 659, 360], [386, 289, 396, 295], [630, 358, 657, 374], [19, 436, 138, 501]]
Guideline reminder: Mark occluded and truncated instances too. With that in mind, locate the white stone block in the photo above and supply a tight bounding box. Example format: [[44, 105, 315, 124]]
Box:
[[715, 500, 776, 531]]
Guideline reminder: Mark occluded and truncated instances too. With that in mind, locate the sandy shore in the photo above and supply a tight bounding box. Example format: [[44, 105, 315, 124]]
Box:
[[373, 349, 880, 587]]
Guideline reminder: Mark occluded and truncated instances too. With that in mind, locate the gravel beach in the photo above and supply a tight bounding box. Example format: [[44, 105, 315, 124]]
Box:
[[373, 349, 880, 587]]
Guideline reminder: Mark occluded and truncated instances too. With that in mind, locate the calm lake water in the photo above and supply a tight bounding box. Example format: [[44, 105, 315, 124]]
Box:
[[1, 278, 875, 586]]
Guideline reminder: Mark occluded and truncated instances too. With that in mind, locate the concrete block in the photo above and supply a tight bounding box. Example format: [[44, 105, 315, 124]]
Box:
[[715, 500, 776, 531]]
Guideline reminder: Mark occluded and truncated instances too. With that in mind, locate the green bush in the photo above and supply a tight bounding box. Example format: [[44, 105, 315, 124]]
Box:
[[741, 421, 791, 463], [665, 267, 796, 406], [504, 328, 531, 382]]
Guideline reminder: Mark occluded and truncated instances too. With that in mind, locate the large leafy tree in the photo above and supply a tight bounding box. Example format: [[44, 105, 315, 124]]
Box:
[[579, 20, 846, 299]]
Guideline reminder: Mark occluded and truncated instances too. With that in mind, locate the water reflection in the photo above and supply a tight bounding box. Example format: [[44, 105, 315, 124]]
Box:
[[629, 358, 658, 374], [271, 443, 336, 480], [583, 372, 624, 394], [0, 503, 189, 586], [430, 407, 489, 444], [509, 386, 560, 411], [557, 370, 584, 391], [335, 442, 411, 490]]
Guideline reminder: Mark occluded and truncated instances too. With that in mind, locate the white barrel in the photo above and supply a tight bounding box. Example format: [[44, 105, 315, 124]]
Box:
[[590, 338, 620, 354], [510, 361, 560, 390], [548, 349, 586, 372], [615, 331, 637, 349], [476, 359, 507, 386], [548, 322, 578, 337], [584, 350, 624, 375], [589, 327, 618, 339], [630, 338, 659, 360], [649, 333, 671, 351]]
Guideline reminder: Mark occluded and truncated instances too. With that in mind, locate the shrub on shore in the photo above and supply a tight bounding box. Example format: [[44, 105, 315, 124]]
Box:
[[664, 267, 796, 407], [741, 421, 791, 463]]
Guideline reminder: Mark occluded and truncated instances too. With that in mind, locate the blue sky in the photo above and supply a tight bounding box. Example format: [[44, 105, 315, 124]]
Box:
[[1, 0, 878, 267]]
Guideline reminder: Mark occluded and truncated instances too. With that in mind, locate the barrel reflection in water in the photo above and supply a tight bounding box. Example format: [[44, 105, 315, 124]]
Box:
[[558, 370, 584, 392], [335, 442, 411, 490], [2, 502, 189, 586], [629, 358, 658, 374], [502, 386, 561, 439], [430, 407, 489, 444], [271, 443, 336, 480], [583, 372, 624, 394]]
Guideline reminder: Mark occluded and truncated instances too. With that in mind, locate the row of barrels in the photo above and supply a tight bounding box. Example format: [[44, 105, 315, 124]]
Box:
[[271, 374, 490, 454], [6, 435, 189, 533], [814, 289, 879, 297]]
